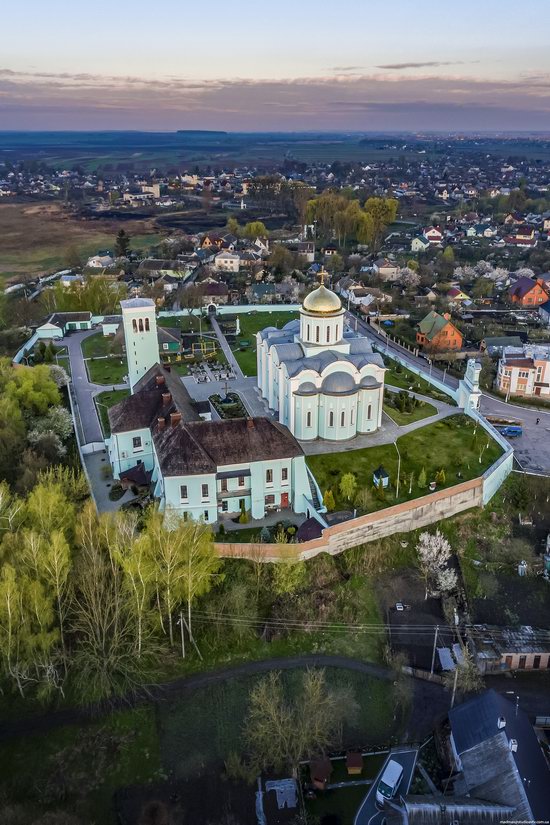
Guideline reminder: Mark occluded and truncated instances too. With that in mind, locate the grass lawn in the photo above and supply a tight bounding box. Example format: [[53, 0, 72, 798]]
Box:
[[95, 389, 130, 436], [0, 706, 161, 824], [307, 414, 502, 513], [86, 355, 128, 385], [383, 391, 438, 426], [81, 331, 122, 358], [230, 311, 298, 376], [158, 314, 208, 332], [158, 668, 400, 780], [304, 753, 387, 825], [384, 360, 457, 405]]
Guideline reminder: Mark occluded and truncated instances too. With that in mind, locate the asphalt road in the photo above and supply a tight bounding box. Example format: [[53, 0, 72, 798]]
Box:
[[354, 747, 418, 825], [348, 312, 550, 474]]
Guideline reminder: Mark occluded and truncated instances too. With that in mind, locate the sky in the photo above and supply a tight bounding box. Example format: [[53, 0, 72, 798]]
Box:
[[2, 0, 550, 131]]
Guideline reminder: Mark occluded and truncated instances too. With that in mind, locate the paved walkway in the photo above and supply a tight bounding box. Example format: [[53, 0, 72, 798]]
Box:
[[82, 451, 137, 512], [210, 315, 245, 379]]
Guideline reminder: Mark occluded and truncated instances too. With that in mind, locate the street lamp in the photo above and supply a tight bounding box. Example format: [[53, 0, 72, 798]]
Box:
[[393, 440, 401, 500]]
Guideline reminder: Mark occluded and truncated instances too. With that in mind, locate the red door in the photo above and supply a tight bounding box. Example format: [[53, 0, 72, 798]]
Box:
[[281, 492, 289, 509]]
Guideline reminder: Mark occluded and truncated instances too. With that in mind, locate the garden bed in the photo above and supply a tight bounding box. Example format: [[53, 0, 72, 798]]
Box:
[[210, 391, 248, 419]]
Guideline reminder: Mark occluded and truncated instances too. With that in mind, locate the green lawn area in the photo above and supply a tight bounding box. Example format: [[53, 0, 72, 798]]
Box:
[[81, 331, 122, 358], [304, 753, 387, 825], [384, 359, 457, 405], [86, 355, 128, 385], [230, 311, 298, 376], [95, 389, 130, 436], [158, 314, 208, 332], [0, 706, 160, 824], [383, 390, 438, 426], [158, 668, 400, 780], [307, 414, 502, 513]]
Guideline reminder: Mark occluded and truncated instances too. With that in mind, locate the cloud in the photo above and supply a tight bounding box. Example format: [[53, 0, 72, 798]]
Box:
[[330, 66, 364, 72], [1, 66, 549, 131], [376, 61, 465, 70]]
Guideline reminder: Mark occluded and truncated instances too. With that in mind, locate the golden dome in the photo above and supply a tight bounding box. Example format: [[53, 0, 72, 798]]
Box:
[[302, 283, 342, 315]]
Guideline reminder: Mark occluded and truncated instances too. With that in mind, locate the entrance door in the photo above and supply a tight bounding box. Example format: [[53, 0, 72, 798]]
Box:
[[535, 386, 542, 396], [281, 492, 289, 509]]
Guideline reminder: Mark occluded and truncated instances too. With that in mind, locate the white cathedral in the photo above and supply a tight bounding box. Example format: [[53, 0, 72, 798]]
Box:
[[257, 274, 386, 441]]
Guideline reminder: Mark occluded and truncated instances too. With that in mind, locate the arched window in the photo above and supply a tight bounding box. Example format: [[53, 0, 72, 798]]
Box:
[[367, 403, 372, 419], [132, 319, 137, 333], [351, 408, 355, 426], [335, 324, 339, 340], [341, 410, 345, 427], [138, 318, 144, 332], [306, 411, 312, 427], [316, 326, 320, 343], [145, 317, 150, 332], [307, 323, 310, 340], [329, 410, 334, 427], [326, 326, 330, 343]]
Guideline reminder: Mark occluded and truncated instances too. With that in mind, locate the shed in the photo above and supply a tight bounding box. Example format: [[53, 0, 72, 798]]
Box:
[[373, 465, 390, 489], [309, 757, 332, 790], [346, 752, 363, 776]]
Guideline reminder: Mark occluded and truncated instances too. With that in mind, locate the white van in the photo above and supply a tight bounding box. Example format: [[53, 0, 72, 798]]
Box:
[[375, 759, 403, 806]]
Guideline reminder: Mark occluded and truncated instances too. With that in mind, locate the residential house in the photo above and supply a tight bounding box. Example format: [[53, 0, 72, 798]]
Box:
[[508, 276, 549, 307], [539, 298, 550, 327], [422, 226, 443, 246], [200, 281, 229, 306], [495, 349, 550, 398], [214, 250, 240, 273], [416, 311, 463, 351], [199, 233, 224, 250], [297, 241, 315, 263], [480, 336, 523, 356], [504, 212, 525, 225], [372, 258, 400, 281], [410, 235, 430, 253], [87, 254, 115, 269], [472, 625, 550, 673], [447, 286, 470, 303], [447, 690, 549, 824], [246, 283, 278, 304]]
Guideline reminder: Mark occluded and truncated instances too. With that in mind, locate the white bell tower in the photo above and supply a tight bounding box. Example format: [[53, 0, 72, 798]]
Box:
[[120, 298, 158, 392]]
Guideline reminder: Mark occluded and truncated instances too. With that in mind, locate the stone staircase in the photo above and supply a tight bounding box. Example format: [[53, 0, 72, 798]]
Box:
[[307, 470, 321, 510]]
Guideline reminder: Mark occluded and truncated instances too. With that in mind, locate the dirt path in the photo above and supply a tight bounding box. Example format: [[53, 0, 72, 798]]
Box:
[[0, 654, 447, 742]]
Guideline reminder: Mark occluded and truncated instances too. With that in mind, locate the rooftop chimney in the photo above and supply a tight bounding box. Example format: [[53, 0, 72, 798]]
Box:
[[162, 392, 172, 405], [497, 716, 506, 730], [170, 412, 182, 427], [157, 417, 166, 430], [155, 375, 165, 386]]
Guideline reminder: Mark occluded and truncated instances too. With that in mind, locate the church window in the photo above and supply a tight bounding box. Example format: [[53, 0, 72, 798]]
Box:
[[351, 408, 355, 426], [266, 469, 273, 484], [138, 318, 144, 332], [329, 411, 334, 427], [341, 410, 345, 427], [316, 326, 320, 343], [145, 317, 150, 332], [132, 319, 137, 332], [307, 323, 310, 340], [335, 324, 339, 340], [326, 326, 330, 343], [306, 411, 312, 427], [367, 403, 372, 419]]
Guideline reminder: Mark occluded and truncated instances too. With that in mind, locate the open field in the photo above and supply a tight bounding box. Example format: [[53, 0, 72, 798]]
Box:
[[230, 310, 297, 375], [0, 202, 161, 283], [307, 414, 502, 513]]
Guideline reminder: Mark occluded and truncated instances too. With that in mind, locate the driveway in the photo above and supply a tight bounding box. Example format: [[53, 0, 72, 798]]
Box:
[[354, 747, 418, 825], [64, 329, 127, 445]]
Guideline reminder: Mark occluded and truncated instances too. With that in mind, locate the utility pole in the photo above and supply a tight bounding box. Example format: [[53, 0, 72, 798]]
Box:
[[430, 624, 439, 676], [394, 440, 401, 500]]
